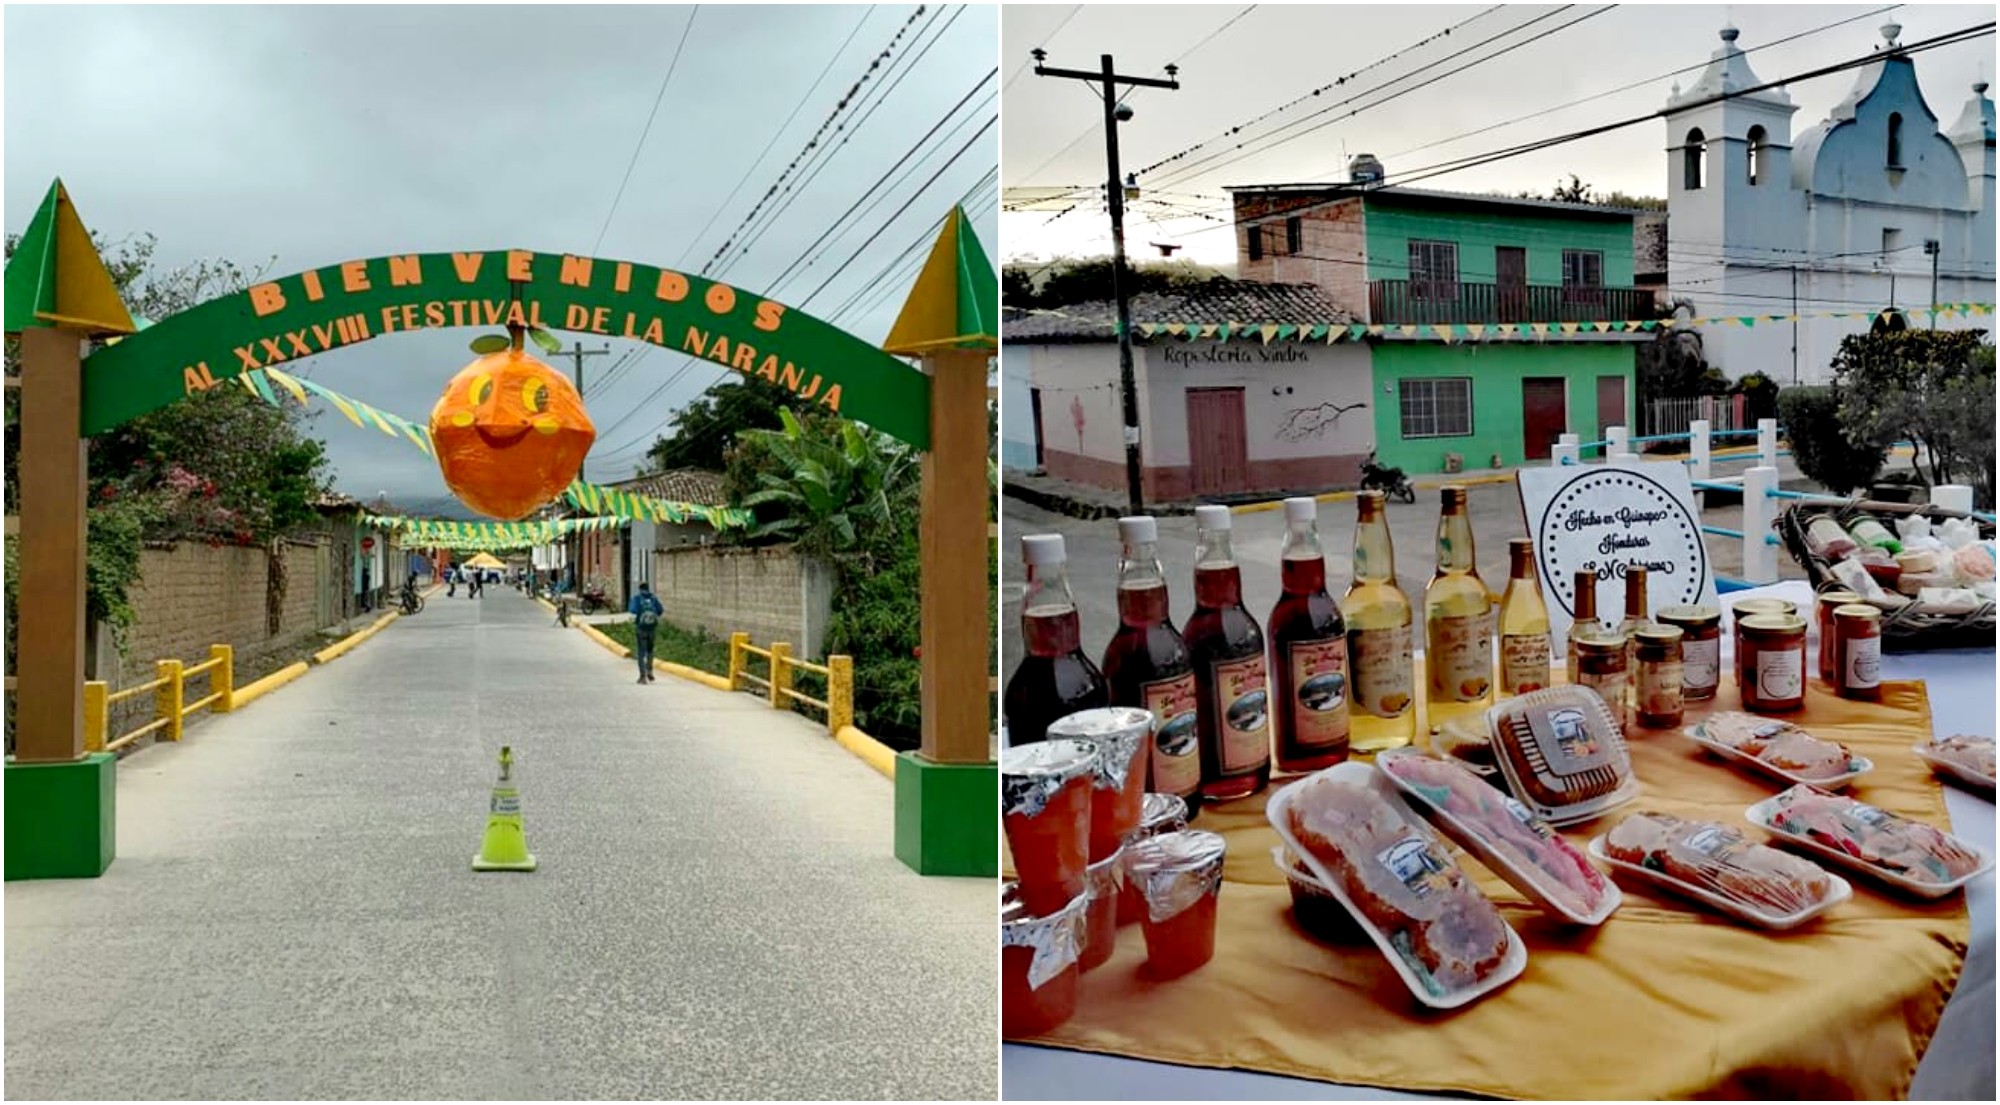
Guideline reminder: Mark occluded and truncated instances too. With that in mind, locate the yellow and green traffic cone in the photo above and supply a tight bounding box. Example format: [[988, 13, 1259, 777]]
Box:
[[472, 745, 536, 872]]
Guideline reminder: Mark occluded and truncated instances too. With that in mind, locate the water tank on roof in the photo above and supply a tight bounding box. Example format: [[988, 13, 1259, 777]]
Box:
[[1349, 154, 1385, 184]]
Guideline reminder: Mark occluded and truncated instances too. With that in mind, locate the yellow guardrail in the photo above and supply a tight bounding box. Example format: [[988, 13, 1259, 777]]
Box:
[[727, 632, 856, 736], [85, 644, 234, 754]]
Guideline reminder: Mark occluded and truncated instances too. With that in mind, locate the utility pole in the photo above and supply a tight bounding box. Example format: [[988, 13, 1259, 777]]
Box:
[[554, 341, 612, 482], [1924, 239, 1941, 329], [1790, 265, 1798, 385], [1033, 51, 1179, 515]]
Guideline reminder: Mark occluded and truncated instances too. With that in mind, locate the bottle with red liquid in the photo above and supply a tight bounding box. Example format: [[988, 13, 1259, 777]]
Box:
[[1003, 534, 1108, 745], [1268, 497, 1350, 773], [1181, 506, 1272, 803], [1099, 516, 1203, 815]]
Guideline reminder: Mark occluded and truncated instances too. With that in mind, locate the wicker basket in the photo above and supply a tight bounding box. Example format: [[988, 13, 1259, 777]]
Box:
[[1776, 501, 1996, 652]]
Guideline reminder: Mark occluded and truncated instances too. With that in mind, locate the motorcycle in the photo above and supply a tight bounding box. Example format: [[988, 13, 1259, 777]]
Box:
[[1359, 449, 1416, 504], [580, 583, 610, 615]]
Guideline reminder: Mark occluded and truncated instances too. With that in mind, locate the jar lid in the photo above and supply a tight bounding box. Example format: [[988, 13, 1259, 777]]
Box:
[[1576, 634, 1627, 656], [1739, 613, 1806, 635], [1635, 624, 1684, 648], [1817, 589, 1865, 607], [1001, 739, 1097, 818], [1656, 603, 1720, 629], [1832, 603, 1882, 622], [1733, 598, 1798, 618]]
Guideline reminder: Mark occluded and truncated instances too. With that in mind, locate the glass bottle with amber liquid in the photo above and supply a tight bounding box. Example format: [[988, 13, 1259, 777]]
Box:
[[1268, 497, 1350, 773], [1615, 566, 1652, 712], [1100, 515, 1202, 813], [1424, 486, 1494, 731], [1498, 538, 1553, 696], [1181, 506, 1271, 802], [1568, 567, 1602, 685], [1002, 534, 1108, 746], [1342, 490, 1417, 753]]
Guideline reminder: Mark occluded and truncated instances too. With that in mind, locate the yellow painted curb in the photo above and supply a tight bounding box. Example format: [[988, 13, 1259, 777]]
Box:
[[227, 661, 310, 710], [312, 611, 399, 665], [1229, 470, 1518, 515], [656, 660, 732, 691], [535, 597, 557, 613], [835, 724, 898, 780], [578, 622, 631, 658]]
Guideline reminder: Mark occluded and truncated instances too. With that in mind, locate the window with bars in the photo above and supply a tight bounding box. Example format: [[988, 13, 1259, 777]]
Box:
[[1562, 249, 1604, 307], [1398, 378, 1474, 439], [1408, 239, 1458, 301], [1285, 216, 1303, 255]]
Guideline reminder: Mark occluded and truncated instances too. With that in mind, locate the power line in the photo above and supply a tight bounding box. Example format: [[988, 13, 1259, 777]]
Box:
[[591, 6, 703, 256], [671, 5, 877, 271], [1002, 5, 1081, 92], [1149, 5, 1619, 191]]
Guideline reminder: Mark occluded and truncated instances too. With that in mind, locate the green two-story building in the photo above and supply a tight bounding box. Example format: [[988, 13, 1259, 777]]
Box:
[[1231, 163, 1653, 475]]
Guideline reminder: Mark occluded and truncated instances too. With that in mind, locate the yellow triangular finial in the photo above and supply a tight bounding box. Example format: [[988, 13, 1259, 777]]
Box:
[[3, 179, 137, 337], [882, 206, 998, 356]]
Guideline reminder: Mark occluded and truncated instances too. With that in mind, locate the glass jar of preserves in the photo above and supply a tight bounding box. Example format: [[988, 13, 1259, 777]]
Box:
[[1813, 590, 1864, 684], [1738, 614, 1807, 713], [1633, 625, 1686, 729], [1655, 605, 1721, 701], [1832, 604, 1883, 701], [1573, 634, 1629, 729], [1730, 598, 1797, 683]]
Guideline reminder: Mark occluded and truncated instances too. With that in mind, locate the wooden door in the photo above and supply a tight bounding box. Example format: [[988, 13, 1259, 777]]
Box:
[[1186, 387, 1249, 496], [1496, 246, 1528, 323], [1596, 375, 1628, 440], [1521, 377, 1566, 460]]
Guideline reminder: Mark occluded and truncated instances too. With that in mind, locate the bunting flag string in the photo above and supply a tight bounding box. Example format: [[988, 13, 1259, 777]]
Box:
[[240, 370, 753, 529], [1100, 303, 1998, 344]]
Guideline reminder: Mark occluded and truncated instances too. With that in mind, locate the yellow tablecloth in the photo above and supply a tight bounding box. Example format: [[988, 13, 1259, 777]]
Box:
[[1019, 677, 1970, 1099]]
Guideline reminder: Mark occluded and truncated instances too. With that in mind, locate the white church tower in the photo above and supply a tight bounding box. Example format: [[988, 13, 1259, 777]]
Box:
[[1665, 22, 1996, 386]]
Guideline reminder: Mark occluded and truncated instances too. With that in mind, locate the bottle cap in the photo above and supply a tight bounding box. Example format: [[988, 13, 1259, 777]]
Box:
[[1193, 505, 1232, 531], [1118, 516, 1158, 545], [1021, 533, 1067, 566], [1283, 497, 1317, 523]]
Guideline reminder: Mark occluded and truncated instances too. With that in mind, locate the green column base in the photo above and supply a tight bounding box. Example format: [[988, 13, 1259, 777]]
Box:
[[894, 753, 997, 877], [5, 752, 116, 881]]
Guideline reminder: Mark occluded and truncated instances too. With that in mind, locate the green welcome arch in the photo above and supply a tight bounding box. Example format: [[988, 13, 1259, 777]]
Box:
[[80, 249, 932, 448]]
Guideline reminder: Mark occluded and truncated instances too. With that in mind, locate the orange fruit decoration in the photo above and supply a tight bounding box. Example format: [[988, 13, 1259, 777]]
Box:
[[429, 348, 596, 520]]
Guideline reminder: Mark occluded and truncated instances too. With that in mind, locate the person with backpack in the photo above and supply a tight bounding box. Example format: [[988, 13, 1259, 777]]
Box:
[[628, 581, 663, 683]]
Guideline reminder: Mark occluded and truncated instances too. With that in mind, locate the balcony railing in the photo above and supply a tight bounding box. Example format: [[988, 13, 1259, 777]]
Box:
[[1368, 278, 1655, 326]]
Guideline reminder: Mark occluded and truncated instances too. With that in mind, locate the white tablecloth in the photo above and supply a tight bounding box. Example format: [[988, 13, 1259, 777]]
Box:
[[1004, 582, 1995, 1100]]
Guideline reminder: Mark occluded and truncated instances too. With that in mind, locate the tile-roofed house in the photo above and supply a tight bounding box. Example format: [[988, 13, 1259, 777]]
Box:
[[569, 468, 736, 612], [1001, 279, 1375, 501], [613, 468, 730, 506]]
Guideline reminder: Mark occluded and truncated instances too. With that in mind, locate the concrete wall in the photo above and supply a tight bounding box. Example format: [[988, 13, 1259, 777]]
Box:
[[1000, 343, 1038, 471], [651, 544, 834, 659]]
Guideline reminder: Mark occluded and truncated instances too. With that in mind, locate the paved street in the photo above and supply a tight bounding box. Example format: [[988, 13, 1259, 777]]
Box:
[[1002, 460, 1807, 680], [5, 589, 994, 1101]]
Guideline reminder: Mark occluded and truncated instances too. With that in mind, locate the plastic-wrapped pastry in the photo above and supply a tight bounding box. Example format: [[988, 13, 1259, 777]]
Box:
[[1916, 587, 1984, 615], [1759, 786, 1985, 887], [1603, 811, 1836, 915], [1927, 734, 1996, 780], [1692, 713, 1863, 781], [1485, 686, 1635, 822]]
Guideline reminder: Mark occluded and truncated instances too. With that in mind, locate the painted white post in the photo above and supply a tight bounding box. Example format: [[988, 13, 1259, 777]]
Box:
[[1743, 465, 1780, 584], [1606, 425, 1629, 458], [1757, 417, 1778, 470], [1931, 484, 1974, 514], [1551, 443, 1581, 468], [1558, 432, 1580, 448], [1690, 419, 1712, 485]]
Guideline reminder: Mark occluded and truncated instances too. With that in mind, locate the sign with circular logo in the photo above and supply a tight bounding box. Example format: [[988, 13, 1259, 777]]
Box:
[[1516, 462, 1716, 641]]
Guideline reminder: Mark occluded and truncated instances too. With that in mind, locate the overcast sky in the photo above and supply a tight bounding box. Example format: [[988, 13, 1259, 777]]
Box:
[[6, 3, 999, 502], [1001, 3, 1993, 263]]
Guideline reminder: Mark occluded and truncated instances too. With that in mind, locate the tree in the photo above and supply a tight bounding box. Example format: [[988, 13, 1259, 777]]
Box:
[[1831, 329, 1995, 503], [641, 377, 808, 474], [1002, 266, 1038, 307], [1015, 256, 1221, 308], [1777, 385, 1885, 496]]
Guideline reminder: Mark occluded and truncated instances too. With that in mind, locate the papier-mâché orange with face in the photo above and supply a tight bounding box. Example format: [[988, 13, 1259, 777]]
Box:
[[429, 349, 595, 520]]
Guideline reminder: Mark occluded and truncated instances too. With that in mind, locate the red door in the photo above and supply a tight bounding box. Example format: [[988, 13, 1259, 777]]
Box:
[[1596, 375, 1628, 440], [1521, 377, 1566, 461], [1186, 387, 1249, 496]]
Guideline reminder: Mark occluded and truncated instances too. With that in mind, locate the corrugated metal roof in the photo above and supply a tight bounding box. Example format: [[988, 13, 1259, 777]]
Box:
[[1002, 280, 1356, 342]]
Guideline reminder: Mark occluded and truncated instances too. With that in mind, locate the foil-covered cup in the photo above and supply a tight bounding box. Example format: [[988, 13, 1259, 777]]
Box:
[[1001, 739, 1097, 819], [1002, 740, 1097, 916], [1124, 829, 1227, 924], [1080, 846, 1125, 971], [1048, 708, 1155, 861], [1002, 882, 1088, 1039]]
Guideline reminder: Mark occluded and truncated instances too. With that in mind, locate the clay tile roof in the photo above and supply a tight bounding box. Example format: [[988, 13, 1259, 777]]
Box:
[[611, 468, 729, 507], [1002, 279, 1356, 343]]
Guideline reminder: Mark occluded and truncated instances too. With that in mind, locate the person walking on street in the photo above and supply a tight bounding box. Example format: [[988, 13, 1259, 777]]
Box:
[[628, 582, 663, 683], [446, 568, 457, 598]]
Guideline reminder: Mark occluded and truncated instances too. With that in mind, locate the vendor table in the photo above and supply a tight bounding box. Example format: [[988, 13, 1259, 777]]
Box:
[[1004, 582, 1994, 1100]]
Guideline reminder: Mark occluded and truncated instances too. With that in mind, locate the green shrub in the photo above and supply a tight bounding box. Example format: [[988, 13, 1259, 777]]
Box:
[[1777, 386, 1884, 496]]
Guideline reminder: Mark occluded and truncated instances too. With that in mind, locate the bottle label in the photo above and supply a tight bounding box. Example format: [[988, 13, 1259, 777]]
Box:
[[1211, 653, 1272, 775], [1286, 638, 1350, 755], [1682, 637, 1720, 690], [1578, 670, 1627, 720], [1142, 673, 1201, 798], [1755, 645, 1803, 701], [1376, 835, 1453, 900], [1500, 632, 1551, 694], [1429, 612, 1493, 702], [1349, 624, 1414, 719], [1844, 636, 1882, 689]]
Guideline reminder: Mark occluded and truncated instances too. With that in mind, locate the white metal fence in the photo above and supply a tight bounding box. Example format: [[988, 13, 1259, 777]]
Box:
[[1642, 395, 1745, 438]]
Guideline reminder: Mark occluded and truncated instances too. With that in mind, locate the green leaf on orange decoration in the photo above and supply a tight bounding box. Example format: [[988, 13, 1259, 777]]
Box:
[[528, 326, 562, 354], [470, 334, 510, 354]]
